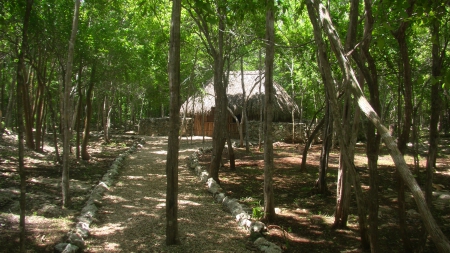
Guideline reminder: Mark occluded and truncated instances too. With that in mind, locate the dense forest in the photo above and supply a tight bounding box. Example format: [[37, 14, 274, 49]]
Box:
[[2, 0, 450, 252]]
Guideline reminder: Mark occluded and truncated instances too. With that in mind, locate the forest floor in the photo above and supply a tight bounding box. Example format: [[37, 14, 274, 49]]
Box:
[[1, 131, 450, 252], [197, 138, 450, 253], [0, 131, 140, 252]]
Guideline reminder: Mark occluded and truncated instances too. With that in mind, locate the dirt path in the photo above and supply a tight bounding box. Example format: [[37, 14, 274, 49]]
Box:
[[85, 136, 253, 253]]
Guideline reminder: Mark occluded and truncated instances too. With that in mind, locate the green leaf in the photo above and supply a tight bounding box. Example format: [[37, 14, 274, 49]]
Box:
[[377, 37, 385, 50]]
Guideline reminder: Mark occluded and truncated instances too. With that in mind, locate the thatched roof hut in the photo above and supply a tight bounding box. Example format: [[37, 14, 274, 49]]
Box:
[[181, 71, 298, 122]]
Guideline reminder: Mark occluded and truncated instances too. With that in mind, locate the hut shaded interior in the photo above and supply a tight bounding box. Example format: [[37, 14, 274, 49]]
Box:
[[181, 71, 299, 138]]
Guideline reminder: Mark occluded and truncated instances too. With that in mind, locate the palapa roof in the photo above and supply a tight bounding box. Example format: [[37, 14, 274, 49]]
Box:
[[181, 71, 299, 122]]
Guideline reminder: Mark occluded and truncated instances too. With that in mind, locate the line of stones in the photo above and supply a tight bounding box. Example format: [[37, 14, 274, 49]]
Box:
[[186, 148, 282, 253], [54, 137, 146, 253]]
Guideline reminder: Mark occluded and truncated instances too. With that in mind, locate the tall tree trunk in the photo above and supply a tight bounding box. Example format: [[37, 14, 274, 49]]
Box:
[[208, 3, 227, 184], [356, 0, 382, 251], [241, 57, 250, 152], [258, 49, 264, 150], [239, 57, 245, 148], [22, 67, 34, 149], [75, 76, 83, 160], [34, 70, 46, 152], [166, 0, 181, 245], [315, 100, 331, 194], [46, 88, 61, 163], [392, 2, 415, 250], [103, 95, 111, 144], [426, 5, 444, 206], [81, 64, 95, 161], [307, 1, 368, 248], [263, 0, 276, 222], [307, 1, 450, 251], [16, 0, 33, 251], [62, 0, 81, 208], [420, 5, 446, 250], [334, 98, 351, 229]]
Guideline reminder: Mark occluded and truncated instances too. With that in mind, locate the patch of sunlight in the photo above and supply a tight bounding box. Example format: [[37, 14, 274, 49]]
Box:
[[94, 223, 125, 236], [143, 196, 165, 202], [103, 242, 121, 251], [150, 150, 167, 155], [437, 170, 450, 176], [104, 195, 128, 203], [156, 202, 166, 208], [146, 173, 165, 177], [178, 200, 201, 207], [124, 175, 145, 180], [122, 205, 139, 209]]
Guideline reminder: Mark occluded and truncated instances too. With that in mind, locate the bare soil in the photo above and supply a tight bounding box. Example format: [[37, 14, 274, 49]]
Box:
[[198, 139, 450, 252]]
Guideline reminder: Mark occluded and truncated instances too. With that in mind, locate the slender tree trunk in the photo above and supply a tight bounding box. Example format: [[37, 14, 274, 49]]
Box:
[[166, 0, 181, 245], [307, 1, 450, 251], [62, 0, 81, 208], [103, 95, 111, 143], [239, 58, 245, 148], [391, 2, 415, 250], [307, 1, 368, 248], [34, 75, 45, 152], [241, 57, 250, 152], [16, 0, 33, 251], [419, 8, 446, 250], [226, 130, 235, 170], [47, 88, 61, 163], [315, 100, 331, 194], [353, 0, 382, 251], [263, 0, 276, 222], [258, 49, 263, 150], [426, 8, 443, 206], [81, 64, 95, 161], [22, 67, 34, 149], [301, 117, 324, 171], [75, 76, 83, 160], [208, 3, 227, 184], [5, 75, 16, 128], [334, 98, 351, 229]]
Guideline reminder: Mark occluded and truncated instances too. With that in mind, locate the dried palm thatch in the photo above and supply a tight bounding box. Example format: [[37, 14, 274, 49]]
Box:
[[181, 71, 299, 122]]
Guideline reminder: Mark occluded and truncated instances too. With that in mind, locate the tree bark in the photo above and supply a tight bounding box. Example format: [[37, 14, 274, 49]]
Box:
[[102, 94, 112, 144], [391, 2, 415, 250], [358, 0, 382, 251], [300, 117, 324, 171], [315, 100, 331, 194], [208, 2, 227, 185], [62, 0, 81, 208], [81, 63, 95, 161], [226, 130, 236, 170], [166, 0, 181, 245], [16, 0, 33, 251], [307, 1, 450, 251], [263, 0, 276, 222]]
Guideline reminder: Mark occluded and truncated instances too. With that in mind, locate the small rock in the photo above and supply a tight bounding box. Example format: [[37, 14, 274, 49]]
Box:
[[67, 232, 85, 249], [62, 243, 79, 253], [54, 243, 69, 253], [254, 237, 282, 253]]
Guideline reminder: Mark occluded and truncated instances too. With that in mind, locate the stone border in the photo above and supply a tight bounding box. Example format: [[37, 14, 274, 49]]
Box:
[[54, 137, 146, 253], [186, 148, 282, 253]]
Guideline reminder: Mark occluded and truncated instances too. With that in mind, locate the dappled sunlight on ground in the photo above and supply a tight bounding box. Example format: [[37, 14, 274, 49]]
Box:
[[85, 136, 254, 253]]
